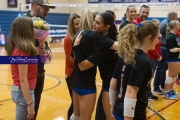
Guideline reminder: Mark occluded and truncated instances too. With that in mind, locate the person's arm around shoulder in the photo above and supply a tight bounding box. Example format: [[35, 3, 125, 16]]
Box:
[[18, 64, 35, 119], [169, 47, 180, 53], [73, 32, 95, 71], [74, 32, 117, 71], [124, 85, 139, 120], [111, 41, 118, 50]]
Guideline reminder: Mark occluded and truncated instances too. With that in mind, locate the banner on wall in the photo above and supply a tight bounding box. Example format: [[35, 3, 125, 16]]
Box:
[[88, 0, 99, 3], [26, 0, 31, 8], [26, 0, 31, 4], [89, 0, 178, 2], [161, 0, 178, 2], [134, 0, 161, 2], [8, 0, 17, 7]]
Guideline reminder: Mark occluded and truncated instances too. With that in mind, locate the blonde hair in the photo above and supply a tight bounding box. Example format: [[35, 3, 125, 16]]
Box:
[[117, 21, 159, 65], [67, 13, 80, 40], [6, 16, 37, 56], [80, 8, 99, 31], [117, 24, 137, 65], [151, 19, 160, 25], [166, 20, 179, 37]]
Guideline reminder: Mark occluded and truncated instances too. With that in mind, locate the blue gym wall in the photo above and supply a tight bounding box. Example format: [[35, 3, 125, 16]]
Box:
[[0, 10, 70, 36]]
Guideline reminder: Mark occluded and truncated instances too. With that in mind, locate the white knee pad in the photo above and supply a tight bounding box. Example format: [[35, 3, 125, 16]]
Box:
[[69, 113, 80, 120], [165, 76, 173, 84]]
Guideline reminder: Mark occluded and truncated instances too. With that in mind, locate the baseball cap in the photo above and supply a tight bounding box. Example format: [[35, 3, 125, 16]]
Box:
[[31, 0, 56, 9]]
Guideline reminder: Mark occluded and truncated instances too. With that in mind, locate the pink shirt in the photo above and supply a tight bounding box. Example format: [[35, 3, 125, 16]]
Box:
[[11, 48, 37, 89]]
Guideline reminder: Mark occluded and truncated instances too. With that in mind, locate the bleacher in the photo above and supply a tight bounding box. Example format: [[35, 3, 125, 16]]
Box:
[[0, 10, 69, 43]]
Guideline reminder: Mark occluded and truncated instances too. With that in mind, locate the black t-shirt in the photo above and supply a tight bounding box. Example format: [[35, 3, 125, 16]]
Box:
[[113, 49, 151, 120], [119, 20, 133, 31], [71, 30, 115, 89], [87, 35, 119, 82], [166, 32, 179, 60], [98, 50, 119, 82]]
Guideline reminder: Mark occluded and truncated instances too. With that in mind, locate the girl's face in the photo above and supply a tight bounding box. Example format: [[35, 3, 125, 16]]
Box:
[[149, 30, 160, 50], [73, 18, 81, 34], [174, 21, 180, 32], [155, 20, 160, 28], [126, 7, 137, 20], [92, 15, 109, 34]]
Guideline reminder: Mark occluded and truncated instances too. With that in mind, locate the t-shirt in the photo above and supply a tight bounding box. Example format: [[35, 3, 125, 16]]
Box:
[[98, 50, 119, 82], [11, 48, 37, 90], [119, 20, 133, 31], [133, 17, 142, 24], [64, 35, 75, 76], [113, 49, 151, 120], [71, 30, 115, 90], [86, 36, 119, 82], [148, 41, 162, 60], [166, 32, 179, 60]]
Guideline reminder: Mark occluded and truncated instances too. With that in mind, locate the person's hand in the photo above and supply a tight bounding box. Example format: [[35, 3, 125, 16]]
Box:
[[37, 46, 46, 56], [27, 104, 35, 120], [74, 31, 82, 46], [157, 56, 162, 61], [46, 49, 52, 62]]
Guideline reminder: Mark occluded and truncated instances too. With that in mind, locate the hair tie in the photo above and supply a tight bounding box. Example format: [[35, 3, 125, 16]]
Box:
[[136, 23, 142, 28]]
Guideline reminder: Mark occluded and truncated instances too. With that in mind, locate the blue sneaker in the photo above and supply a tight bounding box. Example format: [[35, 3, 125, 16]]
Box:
[[163, 91, 176, 100], [169, 89, 178, 98]]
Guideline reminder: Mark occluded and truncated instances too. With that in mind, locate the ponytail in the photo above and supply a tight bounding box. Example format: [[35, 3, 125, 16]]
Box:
[[117, 23, 137, 65], [109, 24, 118, 41], [117, 21, 159, 65]]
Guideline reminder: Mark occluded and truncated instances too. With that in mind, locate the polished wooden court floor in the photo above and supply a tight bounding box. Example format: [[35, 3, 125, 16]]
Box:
[[0, 42, 180, 120]]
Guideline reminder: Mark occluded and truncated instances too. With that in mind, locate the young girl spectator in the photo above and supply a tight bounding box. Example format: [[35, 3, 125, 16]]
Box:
[[6, 16, 37, 120], [109, 21, 160, 120], [63, 13, 80, 120], [163, 20, 180, 99]]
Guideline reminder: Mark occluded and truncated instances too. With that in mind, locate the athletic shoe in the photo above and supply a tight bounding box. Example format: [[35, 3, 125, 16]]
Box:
[[148, 95, 158, 101], [163, 91, 176, 100], [154, 89, 163, 95], [169, 89, 178, 98]]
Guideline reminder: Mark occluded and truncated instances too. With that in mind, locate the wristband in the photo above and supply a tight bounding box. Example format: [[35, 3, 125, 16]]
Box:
[[124, 98, 137, 117], [109, 89, 118, 105]]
